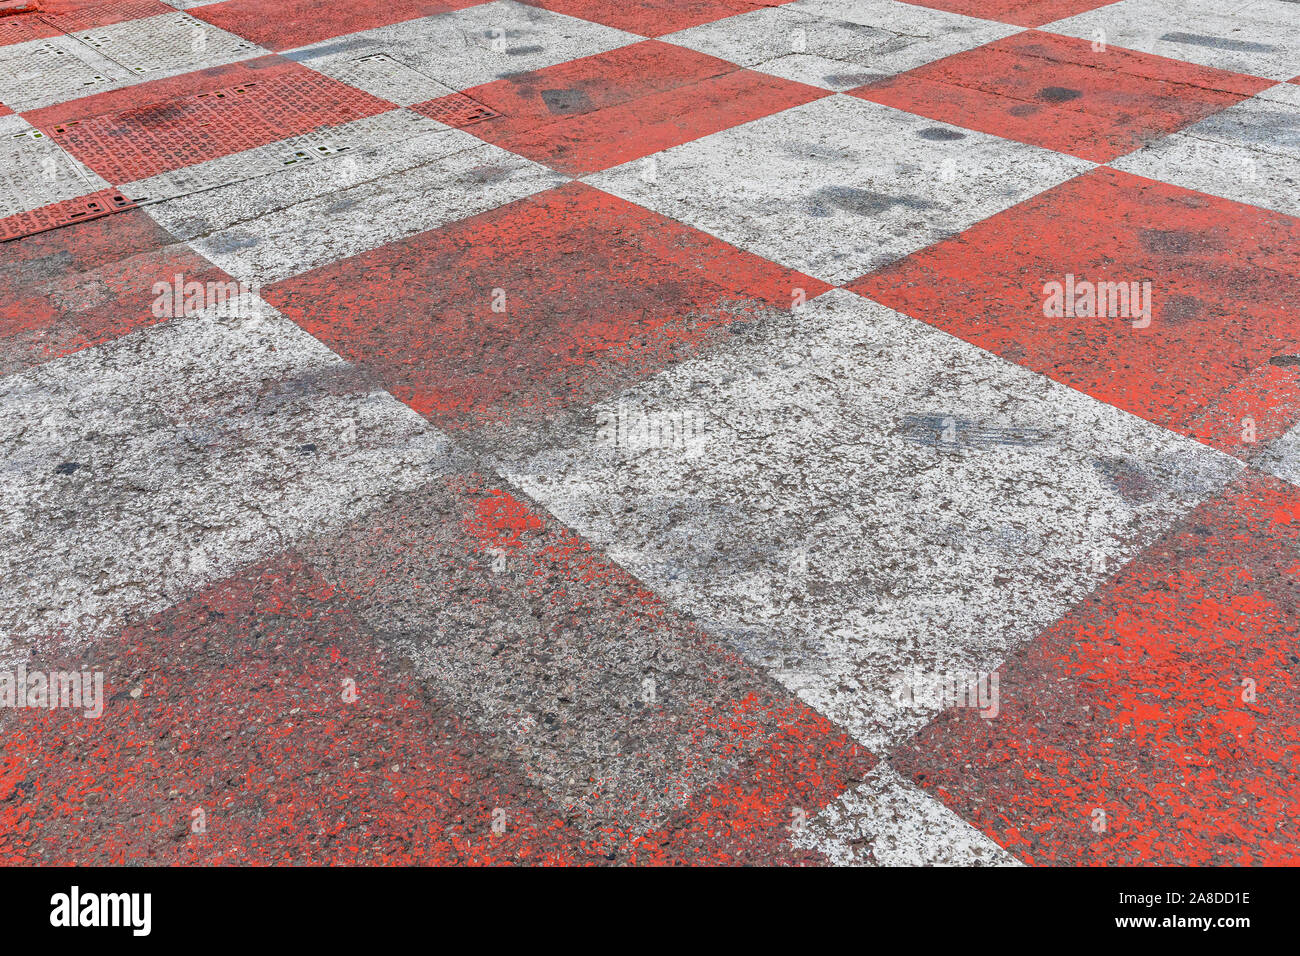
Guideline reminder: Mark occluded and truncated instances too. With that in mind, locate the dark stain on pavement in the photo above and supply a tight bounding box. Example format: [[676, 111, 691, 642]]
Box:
[[541, 87, 593, 115], [918, 127, 966, 141], [810, 185, 937, 217], [1039, 87, 1082, 103], [1161, 32, 1276, 53]]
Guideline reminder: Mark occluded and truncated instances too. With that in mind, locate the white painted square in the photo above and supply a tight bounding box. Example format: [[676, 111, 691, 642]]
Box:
[[1045, 0, 1300, 81], [283, 0, 639, 95], [662, 0, 1018, 92], [0, 302, 450, 663], [505, 290, 1242, 752], [586, 94, 1092, 284], [1113, 82, 1300, 217]]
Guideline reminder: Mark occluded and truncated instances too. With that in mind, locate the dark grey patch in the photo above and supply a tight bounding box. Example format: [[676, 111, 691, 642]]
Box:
[[211, 233, 260, 254], [299, 443, 318, 454], [54, 461, 81, 475], [811, 185, 937, 217], [834, 20, 885, 36], [1007, 103, 1040, 117], [1038, 86, 1082, 103], [824, 72, 888, 87], [1092, 458, 1156, 503], [540, 87, 593, 115], [898, 414, 1049, 450], [507, 44, 545, 55], [728, 320, 752, 336], [917, 126, 966, 141], [1269, 354, 1300, 366], [1161, 293, 1203, 322], [1160, 32, 1276, 53], [465, 163, 514, 185], [1139, 228, 1194, 255]]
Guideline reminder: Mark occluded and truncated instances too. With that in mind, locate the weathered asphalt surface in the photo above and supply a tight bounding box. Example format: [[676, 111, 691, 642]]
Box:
[[1, 0, 1298, 865]]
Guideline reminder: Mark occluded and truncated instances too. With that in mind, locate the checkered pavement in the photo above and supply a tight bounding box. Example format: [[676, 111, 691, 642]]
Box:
[[1, 0, 1297, 866]]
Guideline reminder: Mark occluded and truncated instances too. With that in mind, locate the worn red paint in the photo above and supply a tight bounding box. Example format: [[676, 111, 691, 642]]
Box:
[[1189, 362, 1300, 460], [265, 181, 828, 431], [415, 40, 829, 175], [0, 556, 587, 865], [449, 480, 877, 863], [301, 474, 875, 862], [0, 208, 236, 374], [851, 167, 1300, 439], [852, 32, 1272, 163], [25, 55, 293, 127], [895, 470, 1300, 866]]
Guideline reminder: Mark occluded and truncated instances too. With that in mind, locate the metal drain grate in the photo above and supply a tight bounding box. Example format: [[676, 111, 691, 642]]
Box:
[[0, 187, 133, 241], [0, 38, 116, 111]]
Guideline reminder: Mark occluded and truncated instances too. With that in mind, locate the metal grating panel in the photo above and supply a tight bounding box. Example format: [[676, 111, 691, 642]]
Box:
[[38, 1, 170, 34], [0, 16, 49, 48], [68, 11, 258, 77], [0, 122, 108, 217], [0, 38, 119, 112], [46, 70, 391, 182], [119, 108, 447, 204], [0, 187, 133, 241], [315, 51, 458, 107]]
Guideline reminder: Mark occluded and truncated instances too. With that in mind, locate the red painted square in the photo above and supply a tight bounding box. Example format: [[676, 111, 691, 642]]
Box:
[[26, 55, 394, 183], [412, 40, 829, 175], [264, 182, 829, 431], [850, 167, 1300, 439], [0, 205, 238, 375], [895, 470, 1300, 866], [899, 0, 1119, 29], [1189, 362, 1300, 460], [518, 0, 778, 38], [193, 0, 483, 52], [851, 31, 1272, 163]]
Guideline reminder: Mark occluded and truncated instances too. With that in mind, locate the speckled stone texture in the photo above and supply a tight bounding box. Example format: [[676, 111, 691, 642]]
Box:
[[2, 0, 1298, 866]]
